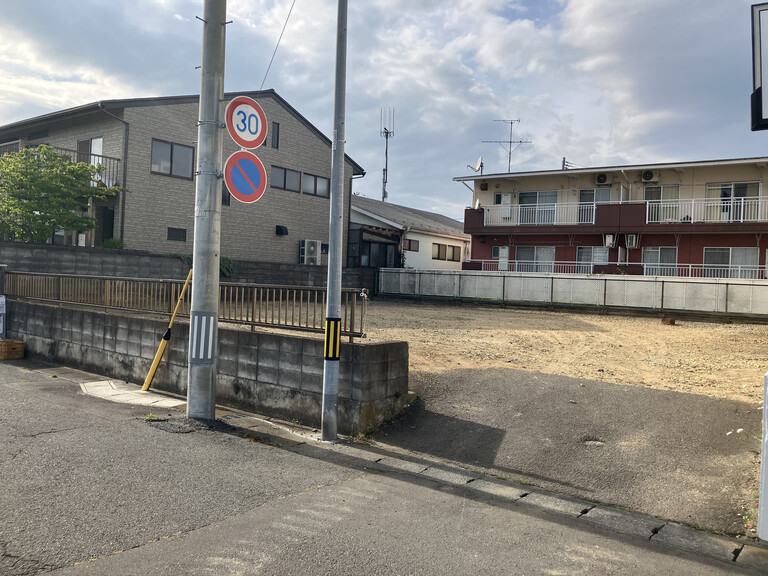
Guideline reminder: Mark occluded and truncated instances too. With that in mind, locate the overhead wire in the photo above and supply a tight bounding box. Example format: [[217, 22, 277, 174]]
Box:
[[260, 0, 297, 90]]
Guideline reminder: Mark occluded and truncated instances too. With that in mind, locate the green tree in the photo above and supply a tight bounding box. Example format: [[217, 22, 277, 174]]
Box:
[[0, 145, 118, 242]]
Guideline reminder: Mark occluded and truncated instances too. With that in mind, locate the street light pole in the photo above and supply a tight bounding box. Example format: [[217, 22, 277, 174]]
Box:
[[187, 0, 226, 420], [321, 0, 348, 441]]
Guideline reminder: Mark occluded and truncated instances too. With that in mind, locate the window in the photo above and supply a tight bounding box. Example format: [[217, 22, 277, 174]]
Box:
[[403, 239, 420, 252], [302, 173, 330, 198], [271, 165, 301, 192], [222, 185, 231, 206], [705, 182, 761, 222], [645, 185, 680, 221], [703, 247, 759, 278], [431, 243, 461, 262], [516, 246, 555, 272], [519, 190, 557, 224], [271, 122, 280, 149], [151, 139, 194, 179], [576, 246, 609, 273], [167, 227, 187, 242], [642, 246, 677, 276]]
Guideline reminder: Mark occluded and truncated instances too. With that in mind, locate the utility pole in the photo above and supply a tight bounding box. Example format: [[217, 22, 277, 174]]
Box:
[[187, 0, 226, 420], [483, 119, 531, 173], [321, 0, 348, 441], [380, 108, 394, 202]]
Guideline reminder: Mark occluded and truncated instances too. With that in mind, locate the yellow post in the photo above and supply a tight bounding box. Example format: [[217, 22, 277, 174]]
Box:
[[142, 268, 193, 391]]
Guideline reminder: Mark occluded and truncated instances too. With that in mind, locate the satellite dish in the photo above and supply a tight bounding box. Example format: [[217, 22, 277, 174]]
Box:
[[467, 156, 484, 174]]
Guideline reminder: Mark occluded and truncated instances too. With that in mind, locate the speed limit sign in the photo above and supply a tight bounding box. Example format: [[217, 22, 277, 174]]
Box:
[[225, 95, 268, 149]]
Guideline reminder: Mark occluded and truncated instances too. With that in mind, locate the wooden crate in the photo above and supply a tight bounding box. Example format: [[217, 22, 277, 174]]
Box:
[[0, 339, 24, 360]]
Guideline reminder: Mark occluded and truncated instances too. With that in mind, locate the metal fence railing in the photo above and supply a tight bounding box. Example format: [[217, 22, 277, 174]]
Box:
[[5, 272, 367, 340]]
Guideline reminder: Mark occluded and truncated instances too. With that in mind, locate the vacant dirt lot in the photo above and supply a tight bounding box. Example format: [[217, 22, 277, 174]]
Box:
[[363, 299, 768, 405]]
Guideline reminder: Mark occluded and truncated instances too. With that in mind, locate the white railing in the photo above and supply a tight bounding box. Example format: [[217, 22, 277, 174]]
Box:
[[646, 197, 768, 224], [465, 260, 767, 279], [483, 202, 595, 226]]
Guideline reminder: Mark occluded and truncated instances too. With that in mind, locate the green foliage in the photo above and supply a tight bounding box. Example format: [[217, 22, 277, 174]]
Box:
[[0, 145, 119, 242], [175, 253, 234, 278], [219, 256, 234, 278], [175, 253, 194, 269], [99, 238, 124, 249]]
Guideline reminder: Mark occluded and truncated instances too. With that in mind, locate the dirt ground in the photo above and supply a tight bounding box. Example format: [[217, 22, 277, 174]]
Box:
[[362, 299, 768, 405]]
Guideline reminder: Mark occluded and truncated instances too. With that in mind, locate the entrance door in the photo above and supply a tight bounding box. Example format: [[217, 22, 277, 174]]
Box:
[[498, 246, 509, 271]]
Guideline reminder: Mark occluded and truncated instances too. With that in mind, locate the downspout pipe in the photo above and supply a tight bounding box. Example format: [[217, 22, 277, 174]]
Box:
[[98, 103, 129, 242]]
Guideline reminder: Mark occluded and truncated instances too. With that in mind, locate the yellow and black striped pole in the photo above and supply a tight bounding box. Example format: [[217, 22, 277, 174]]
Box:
[[324, 318, 341, 361], [142, 268, 193, 391]]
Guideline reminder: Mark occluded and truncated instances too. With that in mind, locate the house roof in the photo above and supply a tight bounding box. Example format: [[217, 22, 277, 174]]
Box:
[[452, 156, 768, 182], [351, 195, 468, 239], [0, 89, 365, 176]]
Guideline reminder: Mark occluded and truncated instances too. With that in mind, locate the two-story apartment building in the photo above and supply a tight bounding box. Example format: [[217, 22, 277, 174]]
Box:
[[455, 157, 768, 278], [0, 90, 364, 264]]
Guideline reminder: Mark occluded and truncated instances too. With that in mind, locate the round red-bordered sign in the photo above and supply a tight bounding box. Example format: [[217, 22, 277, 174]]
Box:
[[223, 150, 267, 204], [225, 96, 268, 149]]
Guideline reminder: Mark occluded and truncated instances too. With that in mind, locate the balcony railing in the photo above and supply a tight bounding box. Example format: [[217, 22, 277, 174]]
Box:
[[483, 202, 596, 226], [646, 197, 768, 224], [0, 140, 121, 187], [464, 259, 767, 279]]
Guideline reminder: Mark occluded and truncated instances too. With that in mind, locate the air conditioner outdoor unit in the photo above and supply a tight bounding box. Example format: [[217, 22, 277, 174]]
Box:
[[604, 233, 616, 248], [640, 169, 659, 183], [595, 172, 612, 185], [626, 233, 639, 248], [300, 239, 321, 265]]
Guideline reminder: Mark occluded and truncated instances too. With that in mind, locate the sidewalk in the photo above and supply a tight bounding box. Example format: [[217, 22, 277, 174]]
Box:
[[57, 362, 768, 572]]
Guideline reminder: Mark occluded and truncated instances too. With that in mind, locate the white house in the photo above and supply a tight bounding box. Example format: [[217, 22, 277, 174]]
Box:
[[348, 195, 470, 270]]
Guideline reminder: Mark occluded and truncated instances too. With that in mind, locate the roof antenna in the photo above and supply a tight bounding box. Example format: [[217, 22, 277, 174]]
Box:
[[381, 108, 394, 202], [483, 119, 531, 173]]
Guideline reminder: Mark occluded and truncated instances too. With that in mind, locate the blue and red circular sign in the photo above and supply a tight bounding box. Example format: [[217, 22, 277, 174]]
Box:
[[225, 96, 268, 149], [224, 150, 267, 204]]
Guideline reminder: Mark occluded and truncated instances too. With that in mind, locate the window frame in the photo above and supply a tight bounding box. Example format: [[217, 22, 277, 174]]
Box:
[[167, 227, 187, 242], [151, 138, 195, 180], [301, 172, 330, 198], [270, 165, 301, 193], [403, 239, 420, 252], [271, 122, 280, 149]]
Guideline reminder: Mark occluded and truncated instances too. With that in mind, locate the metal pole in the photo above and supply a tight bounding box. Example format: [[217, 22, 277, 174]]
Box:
[[759, 371, 768, 540], [187, 0, 226, 420], [321, 0, 348, 441]]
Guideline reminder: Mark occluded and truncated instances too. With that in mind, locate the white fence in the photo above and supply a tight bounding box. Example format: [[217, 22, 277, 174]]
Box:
[[378, 269, 768, 316]]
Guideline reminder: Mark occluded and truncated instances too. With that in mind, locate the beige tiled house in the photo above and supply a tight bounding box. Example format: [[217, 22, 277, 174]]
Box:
[[0, 90, 365, 263]]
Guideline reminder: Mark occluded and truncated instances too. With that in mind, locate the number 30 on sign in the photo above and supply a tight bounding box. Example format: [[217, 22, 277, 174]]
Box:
[[225, 95, 268, 149]]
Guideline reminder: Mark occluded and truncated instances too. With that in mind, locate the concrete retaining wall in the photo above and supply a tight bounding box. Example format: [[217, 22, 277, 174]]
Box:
[[0, 242, 377, 292], [379, 268, 768, 318], [6, 300, 408, 435]]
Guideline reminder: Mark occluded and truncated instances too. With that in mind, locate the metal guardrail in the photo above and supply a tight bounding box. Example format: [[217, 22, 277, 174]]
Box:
[[4, 272, 367, 340]]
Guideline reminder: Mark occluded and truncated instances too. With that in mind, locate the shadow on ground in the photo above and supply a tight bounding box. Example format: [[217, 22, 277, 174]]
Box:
[[373, 367, 762, 536]]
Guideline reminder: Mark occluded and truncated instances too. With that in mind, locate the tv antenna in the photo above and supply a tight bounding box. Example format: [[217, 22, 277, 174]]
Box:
[[467, 156, 484, 175], [380, 108, 395, 202], [482, 119, 531, 173]]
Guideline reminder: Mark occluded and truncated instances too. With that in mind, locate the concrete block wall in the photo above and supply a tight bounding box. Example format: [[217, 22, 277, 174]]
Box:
[[7, 301, 408, 435], [0, 242, 377, 291]]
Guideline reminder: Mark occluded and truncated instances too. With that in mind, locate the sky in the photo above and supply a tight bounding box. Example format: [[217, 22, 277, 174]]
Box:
[[0, 0, 766, 221]]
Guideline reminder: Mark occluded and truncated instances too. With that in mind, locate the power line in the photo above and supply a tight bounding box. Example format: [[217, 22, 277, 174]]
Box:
[[260, 0, 297, 90]]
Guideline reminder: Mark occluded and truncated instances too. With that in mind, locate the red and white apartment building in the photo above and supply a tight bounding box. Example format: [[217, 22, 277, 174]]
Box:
[[455, 157, 768, 279]]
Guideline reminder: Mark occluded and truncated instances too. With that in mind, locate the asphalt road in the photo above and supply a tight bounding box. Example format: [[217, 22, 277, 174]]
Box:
[[0, 359, 765, 575], [374, 366, 763, 535]]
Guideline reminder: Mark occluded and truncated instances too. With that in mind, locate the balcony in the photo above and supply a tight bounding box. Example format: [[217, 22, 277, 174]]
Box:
[[483, 202, 596, 226], [462, 259, 766, 279], [0, 140, 121, 187], [466, 197, 768, 235], [646, 197, 768, 224]]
